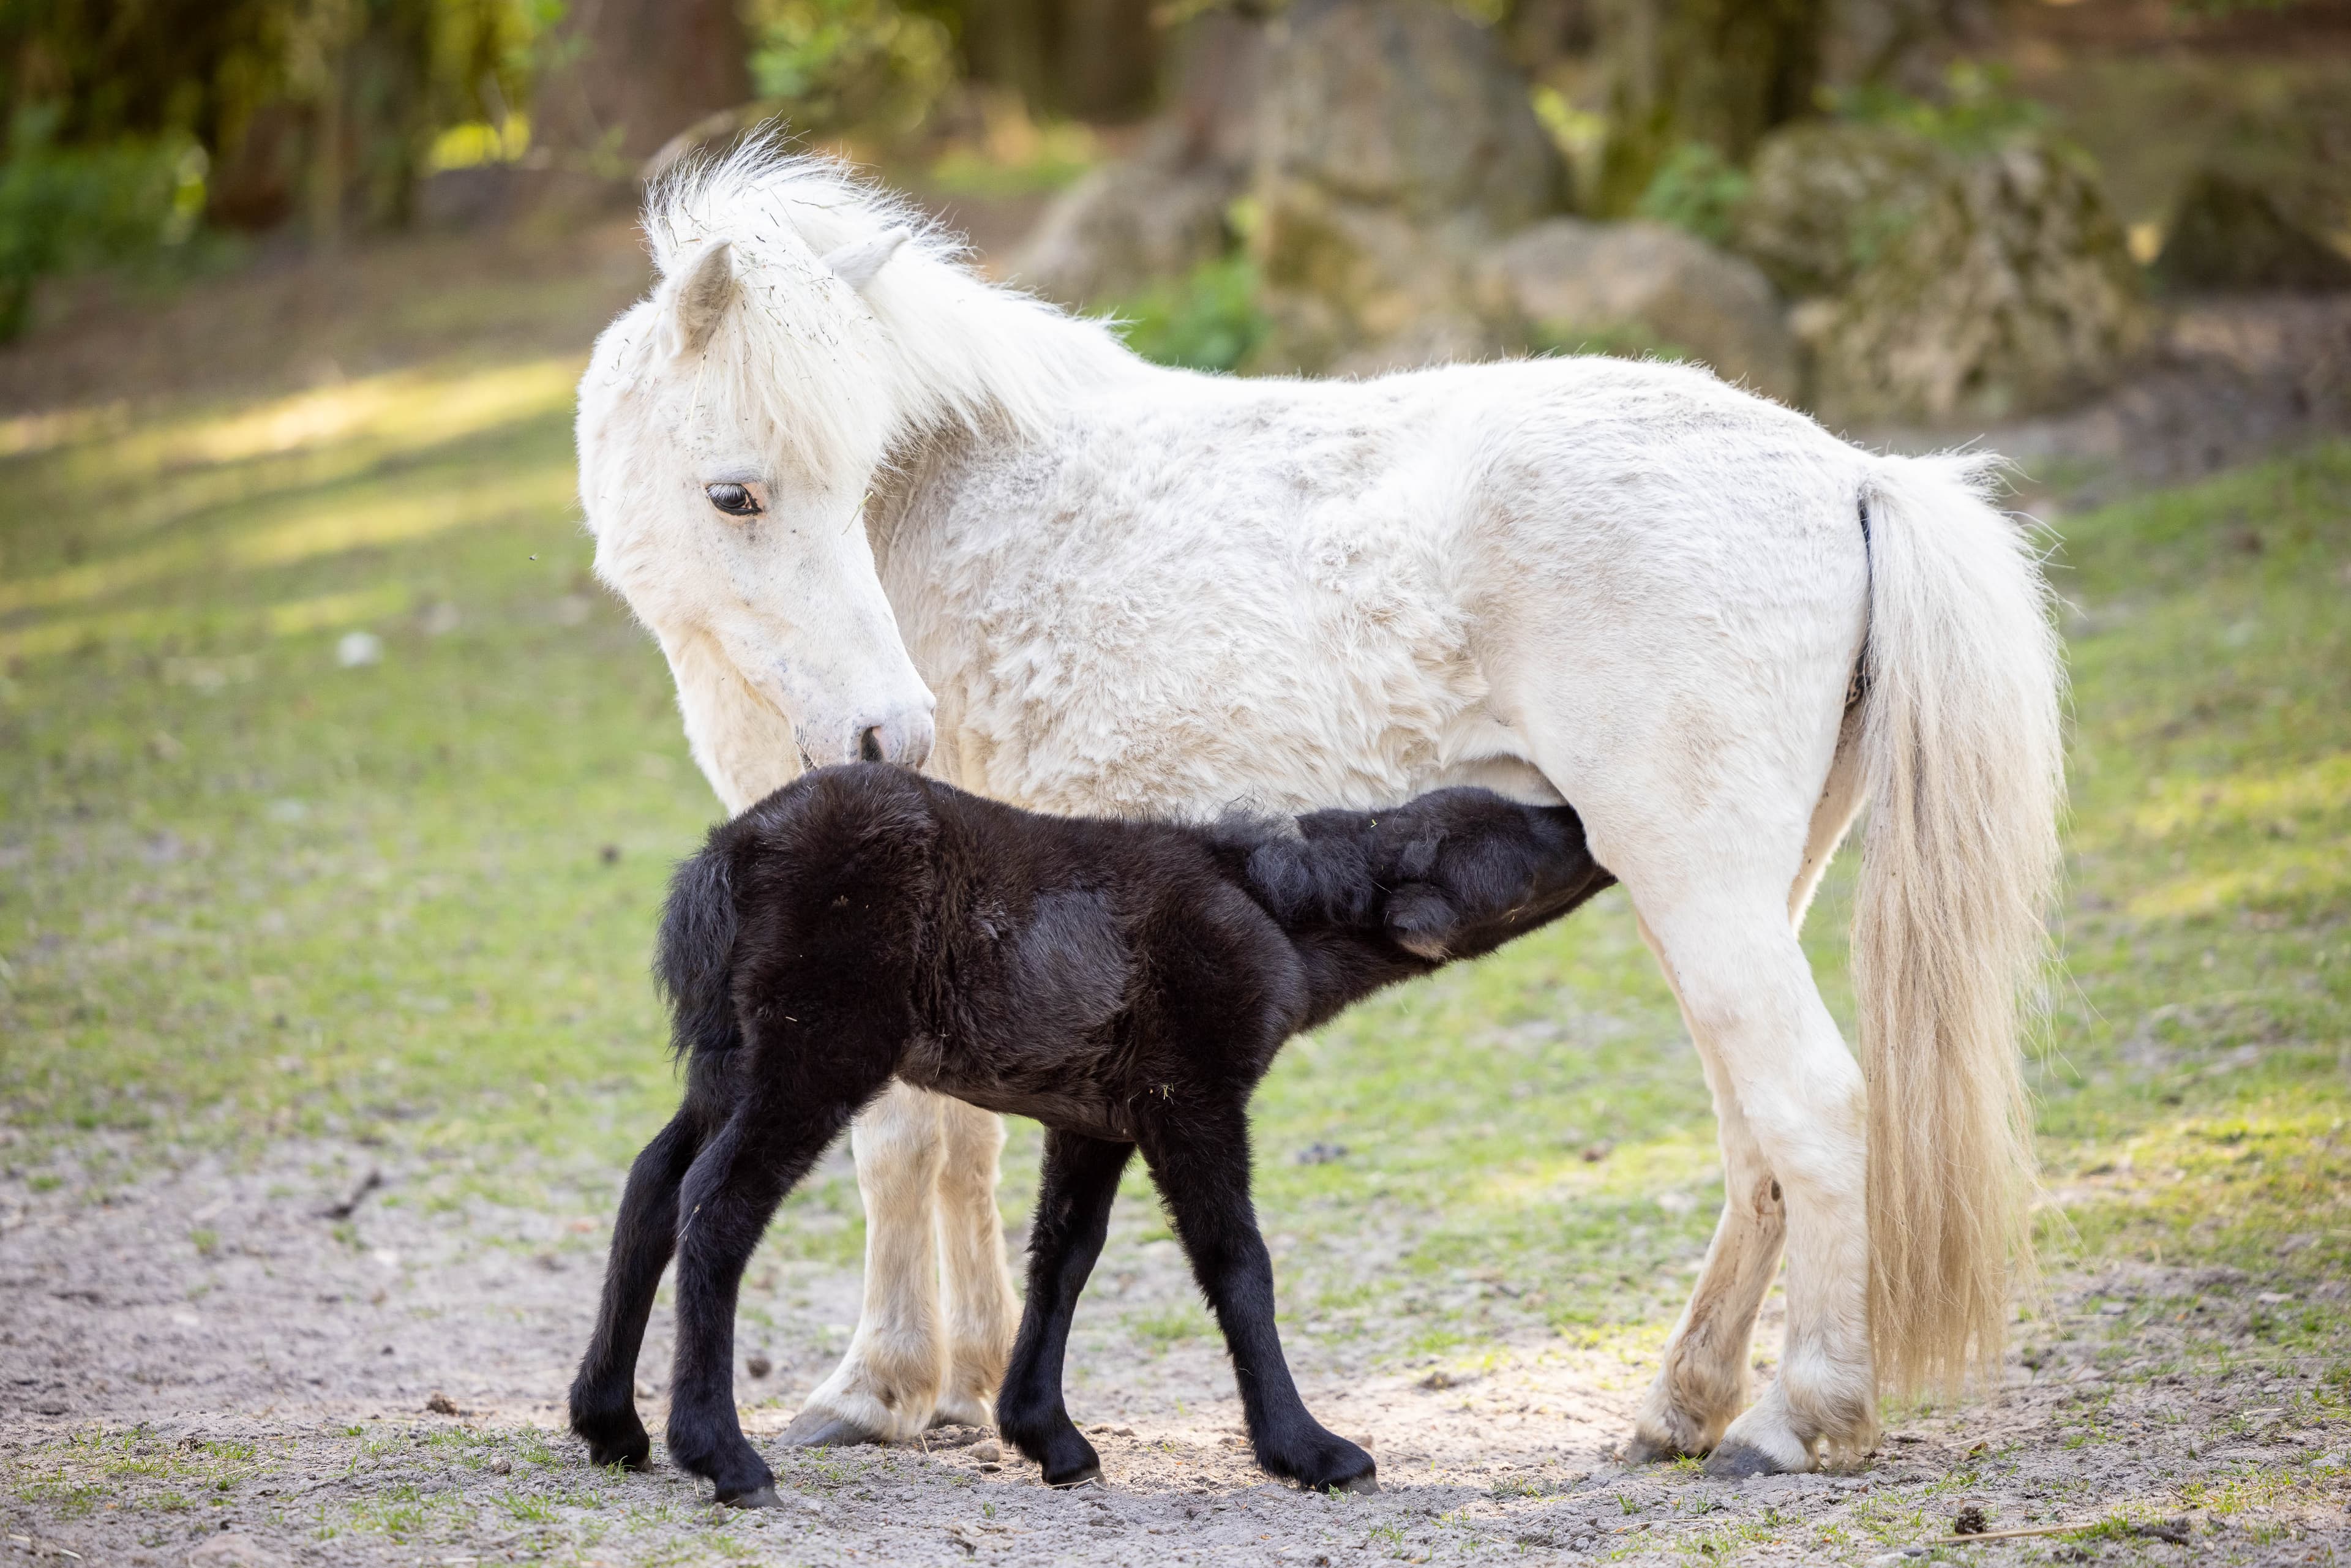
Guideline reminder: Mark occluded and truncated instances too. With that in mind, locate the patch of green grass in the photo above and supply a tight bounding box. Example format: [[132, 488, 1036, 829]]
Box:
[[1125, 1299, 1213, 1349], [8, 1427, 287, 1519]]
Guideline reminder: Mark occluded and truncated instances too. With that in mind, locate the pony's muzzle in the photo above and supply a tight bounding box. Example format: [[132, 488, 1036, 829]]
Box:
[[855, 705, 936, 770]]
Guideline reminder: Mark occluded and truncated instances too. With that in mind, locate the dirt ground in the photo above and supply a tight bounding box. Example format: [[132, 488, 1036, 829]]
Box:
[[1, 1135, 2344, 1568]]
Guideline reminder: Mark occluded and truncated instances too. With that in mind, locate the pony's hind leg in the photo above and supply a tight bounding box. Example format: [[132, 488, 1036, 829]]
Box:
[[571, 1109, 703, 1469], [1137, 1109, 1376, 1495], [1630, 887, 1875, 1477], [996, 1130, 1133, 1486], [1624, 959, 1788, 1464], [784, 1081, 951, 1446], [936, 1098, 1020, 1429], [1625, 736, 1863, 1463]]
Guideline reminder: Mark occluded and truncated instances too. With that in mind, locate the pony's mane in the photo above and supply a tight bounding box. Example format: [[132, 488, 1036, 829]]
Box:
[[640, 138, 1140, 493]]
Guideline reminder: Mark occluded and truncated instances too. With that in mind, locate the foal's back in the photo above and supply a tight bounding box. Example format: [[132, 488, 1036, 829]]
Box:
[[713, 766, 1309, 1138]]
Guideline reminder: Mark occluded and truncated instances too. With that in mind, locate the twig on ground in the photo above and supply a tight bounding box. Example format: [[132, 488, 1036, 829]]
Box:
[[1931, 1521, 2101, 1544], [320, 1168, 383, 1220]]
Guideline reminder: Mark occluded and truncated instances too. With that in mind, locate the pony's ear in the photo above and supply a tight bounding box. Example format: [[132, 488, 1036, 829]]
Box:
[[1384, 883, 1458, 961], [664, 241, 738, 359], [821, 227, 910, 292]]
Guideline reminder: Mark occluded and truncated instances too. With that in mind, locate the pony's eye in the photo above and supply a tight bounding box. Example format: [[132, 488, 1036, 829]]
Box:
[[705, 482, 762, 517]]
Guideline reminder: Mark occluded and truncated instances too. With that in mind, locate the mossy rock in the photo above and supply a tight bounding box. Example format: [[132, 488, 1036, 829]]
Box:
[[1736, 121, 2149, 424], [1251, 0, 1568, 373], [2152, 170, 2351, 296], [1487, 217, 1799, 402]]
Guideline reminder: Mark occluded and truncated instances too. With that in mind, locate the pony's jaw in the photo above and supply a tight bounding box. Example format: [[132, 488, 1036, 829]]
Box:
[[713, 614, 936, 773]]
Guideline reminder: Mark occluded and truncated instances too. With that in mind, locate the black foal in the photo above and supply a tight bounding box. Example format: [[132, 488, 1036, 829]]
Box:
[[569, 763, 1612, 1504]]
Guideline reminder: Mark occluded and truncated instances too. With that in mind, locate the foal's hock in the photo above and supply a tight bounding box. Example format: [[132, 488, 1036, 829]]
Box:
[[569, 763, 1613, 1504]]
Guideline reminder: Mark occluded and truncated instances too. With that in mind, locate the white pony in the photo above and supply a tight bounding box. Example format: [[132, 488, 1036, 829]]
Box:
[[574, 144, 2063, 1477]]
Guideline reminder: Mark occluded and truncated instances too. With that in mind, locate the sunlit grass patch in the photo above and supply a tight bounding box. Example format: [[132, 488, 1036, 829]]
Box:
[[7, 1426, 291, 1520]]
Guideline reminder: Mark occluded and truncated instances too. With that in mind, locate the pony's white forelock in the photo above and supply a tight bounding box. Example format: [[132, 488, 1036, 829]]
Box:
[[639, 137, 1139, 496]]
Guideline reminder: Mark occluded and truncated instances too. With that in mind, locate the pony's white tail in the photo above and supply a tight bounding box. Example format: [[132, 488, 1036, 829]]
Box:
[[1851, 454, 2064, 1398]]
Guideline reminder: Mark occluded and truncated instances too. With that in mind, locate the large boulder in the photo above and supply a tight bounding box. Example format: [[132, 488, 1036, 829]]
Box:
[[1735, 121, 2150, 424], [1251, 0, 1569, 374], [1007, 15, 1265, 309], [1487, 218, 1801, 402], [2152, 170, 2351, 296], [1008, 128, 1245, 309]]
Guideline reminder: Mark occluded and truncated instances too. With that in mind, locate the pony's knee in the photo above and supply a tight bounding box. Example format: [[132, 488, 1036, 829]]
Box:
[[850, 1084, 948, 1197], [937, 1098, 1005, 1166]]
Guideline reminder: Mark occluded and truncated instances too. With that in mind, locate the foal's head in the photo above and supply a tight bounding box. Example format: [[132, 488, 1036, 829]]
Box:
[[1244, 788, 1613, 963], [1355, 790, 1611, 961]]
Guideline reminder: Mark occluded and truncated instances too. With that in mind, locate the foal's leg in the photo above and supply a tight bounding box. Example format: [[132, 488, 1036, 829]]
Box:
[[996, 1130, 1134, 1485], [936, 1098, 1020, 1428], [1139, 1112, 1376, 1494], [667, 1094, 864, 1505], [784, 1080, 950, 1446], [571, 1109, 704, 1469]]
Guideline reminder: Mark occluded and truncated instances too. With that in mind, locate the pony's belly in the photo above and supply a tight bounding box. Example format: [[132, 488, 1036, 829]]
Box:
[[929, 689, 1562, 820]]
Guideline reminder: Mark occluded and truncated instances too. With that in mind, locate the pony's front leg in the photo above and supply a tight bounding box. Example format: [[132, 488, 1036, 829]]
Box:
[[784, 1080, 950, 1446], [936, 1097, 1019, 1428]]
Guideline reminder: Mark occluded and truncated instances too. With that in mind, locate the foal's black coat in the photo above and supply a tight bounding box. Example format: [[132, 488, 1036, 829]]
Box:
[[569, 764, 1613, 1504]]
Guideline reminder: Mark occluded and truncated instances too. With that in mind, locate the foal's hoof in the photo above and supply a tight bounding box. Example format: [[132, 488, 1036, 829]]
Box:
[[780, 1406, 886, 1449], [1329, 1469, 1380, 1495], [575, 1419, 653, 1471], [1621, 1435, 1689, 1466], [1044, 1460, 1103, 1490], [718, 1483, 784, 1510], [1701, 1440, 1788, 1480]]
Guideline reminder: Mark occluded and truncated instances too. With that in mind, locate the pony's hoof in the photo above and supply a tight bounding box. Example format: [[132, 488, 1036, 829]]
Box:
[[718, 1483, 784, 1510], [780, 1407, 886, 1449], [1044, 1460, 1103, 1489], [1701, 1441, 1787, 1480], [1330, 1470, 1379, 1495], [1622, 1435, 1688, 1466]]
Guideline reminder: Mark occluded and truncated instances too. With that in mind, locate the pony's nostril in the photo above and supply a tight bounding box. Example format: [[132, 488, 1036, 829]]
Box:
[[858, 726, 885, 763]]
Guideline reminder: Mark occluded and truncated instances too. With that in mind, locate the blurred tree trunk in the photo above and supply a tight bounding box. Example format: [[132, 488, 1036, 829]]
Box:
[[956, 0, 1162, 121], [1591, 0, 1825, 216], [534, 0, 753, 171], [343, 0, 435, 230], [1056, 0, 1159, 119]]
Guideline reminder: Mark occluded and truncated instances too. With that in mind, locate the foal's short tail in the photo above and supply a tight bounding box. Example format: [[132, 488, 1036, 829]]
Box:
[[656, 838, 744, 1061], [1853, 454, 2064, 1399]]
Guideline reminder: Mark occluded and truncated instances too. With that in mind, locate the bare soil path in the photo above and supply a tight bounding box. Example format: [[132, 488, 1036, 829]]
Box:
[[3, 1139, 2344, 1568]]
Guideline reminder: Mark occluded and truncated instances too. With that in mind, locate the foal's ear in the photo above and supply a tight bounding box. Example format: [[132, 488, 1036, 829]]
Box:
[[1384, 884, 1460, 962], [821, 227, 910, 293], [663, 241, 738, 359]]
